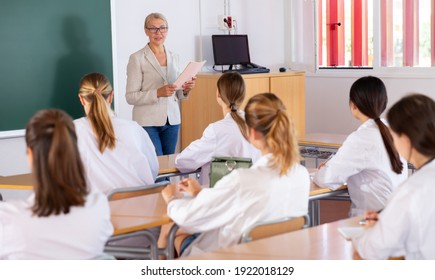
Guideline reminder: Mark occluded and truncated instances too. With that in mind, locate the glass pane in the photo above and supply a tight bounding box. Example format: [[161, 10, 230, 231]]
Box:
[[392, 0, 403, 66], [418, 0, 431, 67], [319, 0, 373, 67]]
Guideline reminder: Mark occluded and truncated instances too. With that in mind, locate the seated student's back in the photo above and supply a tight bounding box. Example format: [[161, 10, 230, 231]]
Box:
[[162, 93, 310, 256], [75, 73, 158, 194], [0, 109, 113, 259], [353, 94, 435, 260], [314, 76, 407, 216], [175, 72, 260, 185]]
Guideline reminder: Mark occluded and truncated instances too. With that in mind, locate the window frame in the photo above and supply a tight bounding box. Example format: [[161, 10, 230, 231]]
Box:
[[311, 0, 435, 77]]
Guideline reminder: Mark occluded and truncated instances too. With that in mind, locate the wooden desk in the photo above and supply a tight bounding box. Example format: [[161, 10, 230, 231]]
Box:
[[298, 133, 348, 149], [182, 216, 360, 260], [156, 153, 201, 179], [109, 193, 170, 236], [0, 173, 33, 190]]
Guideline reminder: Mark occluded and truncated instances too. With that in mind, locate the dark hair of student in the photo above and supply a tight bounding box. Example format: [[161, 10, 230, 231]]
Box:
[[387, 94, 435, 158], [244, 93, 300, 175], [349, 76, 403, 174], [25, 109, 88, 217], [78, 73, 116, 153], [217, 71, 248, 139]]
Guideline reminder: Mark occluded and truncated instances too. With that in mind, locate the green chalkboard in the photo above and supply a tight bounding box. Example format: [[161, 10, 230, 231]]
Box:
[[0, 0, 112, 131]]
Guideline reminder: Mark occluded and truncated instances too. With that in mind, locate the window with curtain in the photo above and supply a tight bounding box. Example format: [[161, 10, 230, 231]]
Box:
[[318, 0, 434, 68]]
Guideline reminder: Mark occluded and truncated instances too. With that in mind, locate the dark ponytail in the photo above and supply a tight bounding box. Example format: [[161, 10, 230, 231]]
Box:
[[349, 76, 403, 174], [217, 72, 248, 140], [25, 109, 88, 217]]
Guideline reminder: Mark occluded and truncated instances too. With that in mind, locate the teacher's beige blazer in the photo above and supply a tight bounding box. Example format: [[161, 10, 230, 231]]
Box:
[[125, 44, 188, 126]]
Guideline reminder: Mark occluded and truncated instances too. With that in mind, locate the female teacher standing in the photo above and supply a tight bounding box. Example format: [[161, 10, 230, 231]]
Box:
[[126, 12, 196, 155]]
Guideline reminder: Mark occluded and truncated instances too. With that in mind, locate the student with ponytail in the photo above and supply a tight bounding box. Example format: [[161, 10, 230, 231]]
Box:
[[75, 73, 158, 194], [314, 76, 408, 216], [161, 93, 310, 257], [352, 94, 435, 259], [0, 109, 113, 259], [175, 71, 260, 185]]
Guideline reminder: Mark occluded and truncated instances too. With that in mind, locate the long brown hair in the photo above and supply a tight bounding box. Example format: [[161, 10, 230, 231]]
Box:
[[349, 76, 403, 174], [25, 109, 88, 217], [78, 73, 116, 153], [217, 72, 248, 139], [244, 93, 300, 175], [387, 94, 435, 158]]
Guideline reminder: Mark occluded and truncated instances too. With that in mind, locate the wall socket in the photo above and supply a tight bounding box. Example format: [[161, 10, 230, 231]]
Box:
[[218, 15, 236, 30]]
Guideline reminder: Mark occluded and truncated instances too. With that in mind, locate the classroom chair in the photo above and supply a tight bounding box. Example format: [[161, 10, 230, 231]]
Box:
[[241, 214, 310, 243], [104, 181, 169, 260]]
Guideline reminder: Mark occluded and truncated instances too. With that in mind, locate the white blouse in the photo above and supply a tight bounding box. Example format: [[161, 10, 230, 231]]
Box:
[[175, 112, 261, 185], [352, 159, 435, 260], [313, 119, 408, 216], [74, 117, 159, 194], [0, 191, 113, 259], [168, 154, 310, 256]]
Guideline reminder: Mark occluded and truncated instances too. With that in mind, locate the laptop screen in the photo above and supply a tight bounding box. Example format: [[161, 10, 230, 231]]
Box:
[[212, 34, 251, 66]]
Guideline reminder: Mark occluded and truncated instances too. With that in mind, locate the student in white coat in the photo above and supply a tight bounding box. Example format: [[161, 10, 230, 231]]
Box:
[[75, 73, 158, 194], [313, 76, 407, 216], [175, 71, 261, 185], [161, 93, 310, 257], [353, 94, 435, 260], [0, 109, 113, 259]]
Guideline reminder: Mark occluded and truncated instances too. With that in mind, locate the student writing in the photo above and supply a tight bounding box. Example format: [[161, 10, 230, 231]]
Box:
[[353, 94, 435, 260]]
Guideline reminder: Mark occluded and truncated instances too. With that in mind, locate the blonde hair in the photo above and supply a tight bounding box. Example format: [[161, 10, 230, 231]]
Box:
[[144, 12, 168, 27], [78, 73, 116, 153], [217, 72, 248, 139], [245, 93, 300, 176]]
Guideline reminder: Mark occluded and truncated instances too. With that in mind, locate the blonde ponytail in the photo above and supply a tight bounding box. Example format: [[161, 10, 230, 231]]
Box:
[[245, 93, 300, 176], [78, 73, 116, 153]]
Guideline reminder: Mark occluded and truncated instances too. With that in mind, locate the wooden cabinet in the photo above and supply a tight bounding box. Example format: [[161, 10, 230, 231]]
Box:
[[180, 72, 305, 149]]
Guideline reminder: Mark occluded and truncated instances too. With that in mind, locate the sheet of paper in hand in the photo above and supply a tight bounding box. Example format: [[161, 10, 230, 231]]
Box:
[[174, 60, 206, 89]]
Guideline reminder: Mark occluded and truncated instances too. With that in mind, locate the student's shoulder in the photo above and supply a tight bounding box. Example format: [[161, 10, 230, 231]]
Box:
[[73, 117, 91, 132], [0, 200, 31, 220], [112, 117, 141, 129]]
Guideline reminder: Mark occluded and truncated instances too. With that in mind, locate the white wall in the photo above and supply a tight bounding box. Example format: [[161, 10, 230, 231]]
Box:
[[306, 73, 435, 134]]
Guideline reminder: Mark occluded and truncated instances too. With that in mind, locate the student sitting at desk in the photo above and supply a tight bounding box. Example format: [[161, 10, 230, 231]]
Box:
[[313, 76, 407, 216], [353, 94, 435, 260], [0, 109, 113, 259], [161, 93, 310, 256], [175, 71, 260, 185], [75, 73, 158, 194]]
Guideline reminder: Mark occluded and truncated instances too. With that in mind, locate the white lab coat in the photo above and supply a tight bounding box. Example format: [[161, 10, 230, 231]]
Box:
[[74, 117, 158, 194], [168, 154, 310, 256], [175, 112, 261, 185], [352, 159, 435, 260], [313, 119, 408, 216], [0, 191, 113, 259]]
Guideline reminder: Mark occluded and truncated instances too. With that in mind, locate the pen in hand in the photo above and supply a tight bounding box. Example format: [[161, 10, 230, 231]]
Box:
[[359, 209, 382, 225]]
